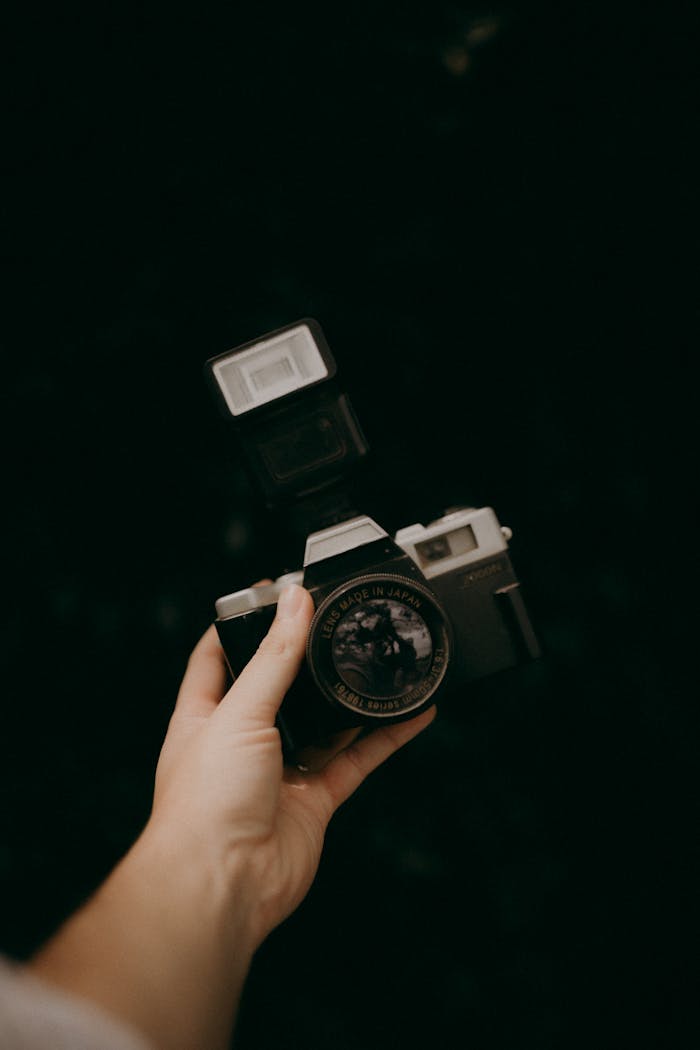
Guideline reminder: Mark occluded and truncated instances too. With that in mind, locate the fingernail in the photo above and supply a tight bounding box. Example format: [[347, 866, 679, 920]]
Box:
[[278, 584, 305, 619]]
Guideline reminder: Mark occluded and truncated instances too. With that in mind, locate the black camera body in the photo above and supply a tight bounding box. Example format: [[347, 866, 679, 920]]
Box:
[[206, 319, 539, 759], [215, 507, 539, 757]]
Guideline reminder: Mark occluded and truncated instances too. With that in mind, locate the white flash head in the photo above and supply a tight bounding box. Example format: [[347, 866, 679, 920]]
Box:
[[209, 321, 334, 418]]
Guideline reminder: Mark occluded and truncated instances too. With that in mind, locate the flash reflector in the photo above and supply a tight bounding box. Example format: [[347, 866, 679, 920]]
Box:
[[211, 323, 329, 417]]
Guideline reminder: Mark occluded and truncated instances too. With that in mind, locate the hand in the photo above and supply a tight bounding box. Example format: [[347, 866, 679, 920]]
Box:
[[150, 582, 436, 947], [28, 581, 435, 1050]]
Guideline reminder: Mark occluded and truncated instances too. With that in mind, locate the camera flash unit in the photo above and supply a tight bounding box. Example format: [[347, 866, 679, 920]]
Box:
[[209, 321, 334, 417], [205, 319, 368, 513]]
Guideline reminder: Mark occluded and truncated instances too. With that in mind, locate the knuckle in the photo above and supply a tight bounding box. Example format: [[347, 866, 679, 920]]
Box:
[[255, 626, 297, 661], [382, 725, 403, 750], [340, 742, 365, 778], [234, 725, 282, 749]]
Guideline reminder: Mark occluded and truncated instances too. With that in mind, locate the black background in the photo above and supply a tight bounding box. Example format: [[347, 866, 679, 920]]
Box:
[[1, 2, 696, 1048]]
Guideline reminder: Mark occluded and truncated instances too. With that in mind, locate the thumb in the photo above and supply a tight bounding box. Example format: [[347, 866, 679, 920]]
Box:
[[216, 584, 315, 730]]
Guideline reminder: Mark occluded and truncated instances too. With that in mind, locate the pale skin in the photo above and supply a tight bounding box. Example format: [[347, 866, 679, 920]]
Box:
[[29, 583, 436, 1050]]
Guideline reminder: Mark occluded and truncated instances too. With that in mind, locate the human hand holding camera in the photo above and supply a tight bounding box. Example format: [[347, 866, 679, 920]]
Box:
[[29, 582, 435, 1050], [152, 580, 436, 945]]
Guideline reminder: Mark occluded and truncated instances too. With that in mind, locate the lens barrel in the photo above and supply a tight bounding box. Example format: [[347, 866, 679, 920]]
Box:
[[306, 573, 451, 718]]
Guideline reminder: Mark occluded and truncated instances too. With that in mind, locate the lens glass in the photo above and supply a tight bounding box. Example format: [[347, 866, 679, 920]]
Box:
[[332, 598, 433, 699], [308, 573, 450, 717]]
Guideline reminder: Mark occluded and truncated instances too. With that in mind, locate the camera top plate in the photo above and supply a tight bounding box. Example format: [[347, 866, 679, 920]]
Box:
[[395, 506, 511, 579]]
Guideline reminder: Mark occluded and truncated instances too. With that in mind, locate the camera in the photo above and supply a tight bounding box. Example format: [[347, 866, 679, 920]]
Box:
[[206, 319, 539, 758]]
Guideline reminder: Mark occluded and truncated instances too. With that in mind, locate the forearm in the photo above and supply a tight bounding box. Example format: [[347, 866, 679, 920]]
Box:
[[29, 822, 259, 1050]]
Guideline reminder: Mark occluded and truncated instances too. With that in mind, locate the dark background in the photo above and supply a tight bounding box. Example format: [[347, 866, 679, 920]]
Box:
[[1, 2, 696, 1048]]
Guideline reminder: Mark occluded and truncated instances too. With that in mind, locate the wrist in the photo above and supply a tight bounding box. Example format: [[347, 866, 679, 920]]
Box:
[[135, 817, 263, 961], [31, 821, 262, 1050]]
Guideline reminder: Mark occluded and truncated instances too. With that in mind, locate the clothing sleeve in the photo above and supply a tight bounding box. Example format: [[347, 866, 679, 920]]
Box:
[[0, 955, 154, 1050]]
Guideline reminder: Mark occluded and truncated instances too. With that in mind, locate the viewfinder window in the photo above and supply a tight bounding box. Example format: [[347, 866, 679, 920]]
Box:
[[415, 525, 477, 566]]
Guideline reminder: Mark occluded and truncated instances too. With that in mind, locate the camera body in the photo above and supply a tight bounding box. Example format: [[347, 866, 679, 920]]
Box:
[[215, 506, 539, 757]]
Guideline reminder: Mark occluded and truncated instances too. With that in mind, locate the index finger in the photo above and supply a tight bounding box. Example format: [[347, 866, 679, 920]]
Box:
[[173, 624, 228, 720], [314, 706, 437, 816]]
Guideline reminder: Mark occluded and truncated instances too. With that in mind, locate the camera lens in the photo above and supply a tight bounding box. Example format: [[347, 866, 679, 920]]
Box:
[[307, 574, 451, 718], [333, 598, 432, 699]]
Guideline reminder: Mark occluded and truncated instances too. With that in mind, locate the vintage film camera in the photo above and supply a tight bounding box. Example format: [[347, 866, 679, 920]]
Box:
[[205, 319, 539, 758]]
